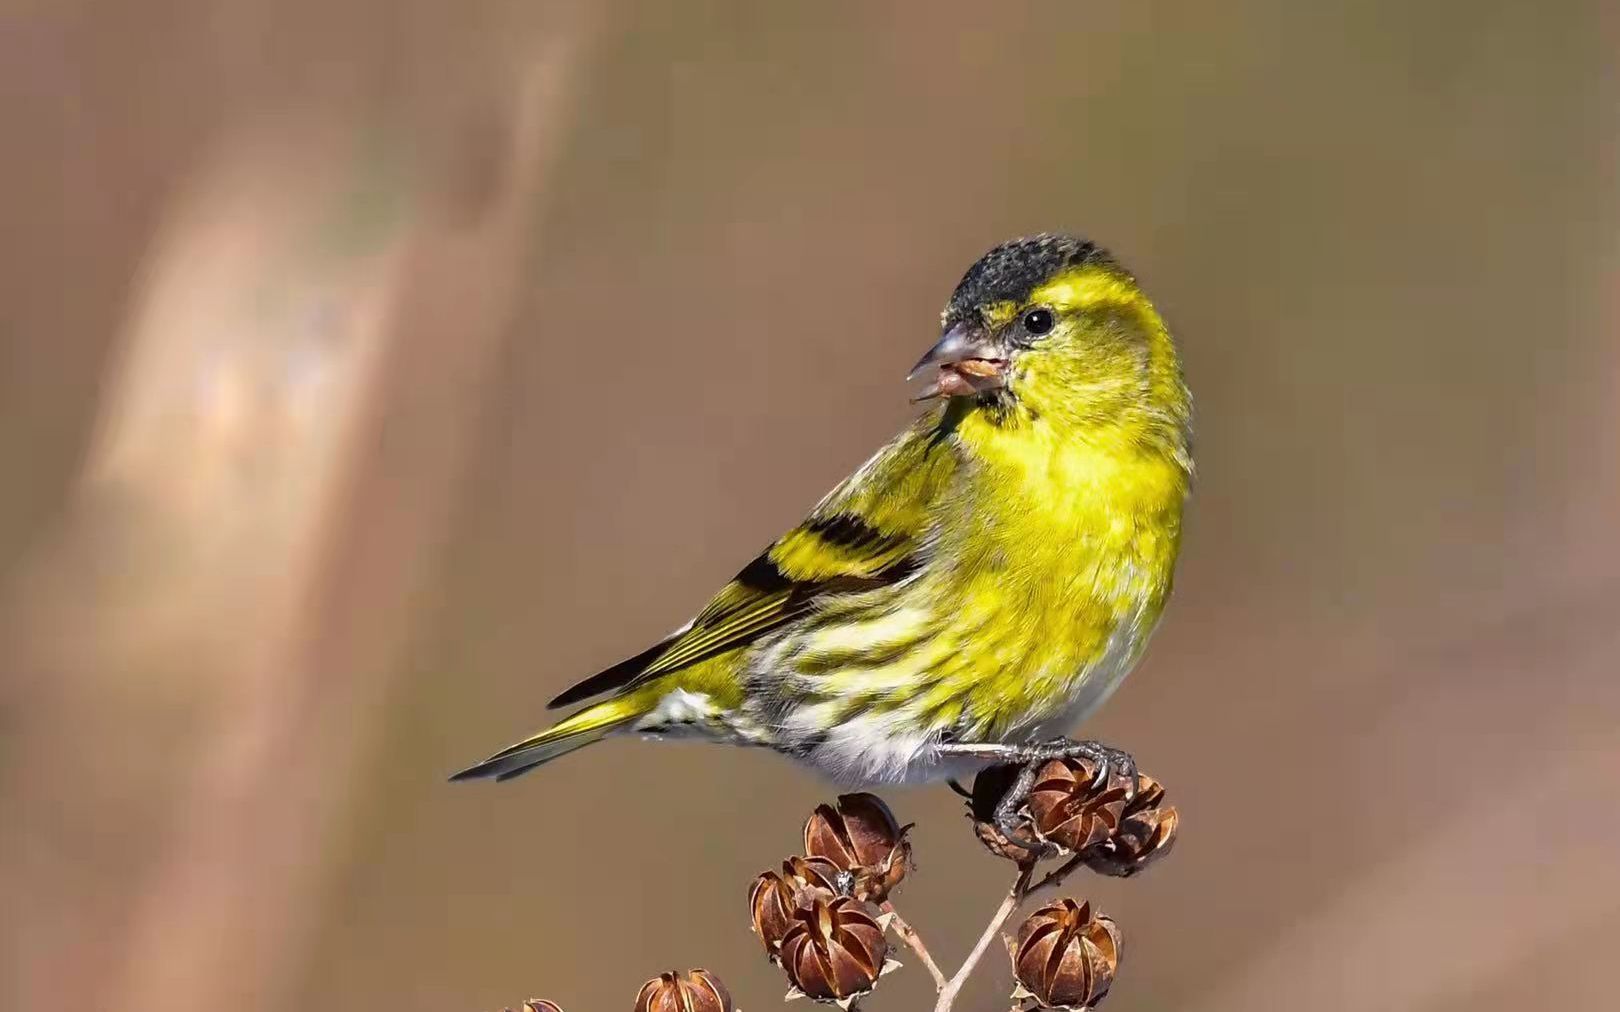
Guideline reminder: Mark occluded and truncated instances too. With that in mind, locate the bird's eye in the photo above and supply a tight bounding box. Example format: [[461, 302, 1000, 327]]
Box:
[[1022, 308, 1055, 336]]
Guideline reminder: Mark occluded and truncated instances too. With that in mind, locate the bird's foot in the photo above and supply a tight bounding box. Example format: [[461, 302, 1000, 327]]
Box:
[[1020, 737, 1139, 799], [943, 737, 1142, 856], [941, 737, 1139, 796], [990, 758, 1054, 856]]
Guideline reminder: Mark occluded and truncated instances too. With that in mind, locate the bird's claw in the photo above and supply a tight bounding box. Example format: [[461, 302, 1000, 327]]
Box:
[[989, 752, 1054, 857], [1024, 737, 1140, 801], [988, 738, 1142, 851], [992, 806, 1056, 858]]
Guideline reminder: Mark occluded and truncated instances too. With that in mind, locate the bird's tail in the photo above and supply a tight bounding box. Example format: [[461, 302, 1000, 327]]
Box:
[[449, 694, 645, 782]]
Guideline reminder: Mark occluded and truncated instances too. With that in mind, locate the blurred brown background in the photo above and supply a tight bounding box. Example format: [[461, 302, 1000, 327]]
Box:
[[2, 2, 1617, 1011]]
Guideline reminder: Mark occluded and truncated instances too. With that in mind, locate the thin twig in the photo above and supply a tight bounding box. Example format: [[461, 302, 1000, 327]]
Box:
[[930, 850, 1094, 1011], [881, 901, 948, 991], [1026, 852, 1089, 897], [933, 864, 1034, 1012]]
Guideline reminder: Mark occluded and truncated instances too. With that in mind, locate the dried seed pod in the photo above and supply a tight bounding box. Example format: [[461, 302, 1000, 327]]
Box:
[[1122, 772, 1166, 813], [1026, 758, 1131, 853], [803, 794, 902, 869], [749, 855, 843, 955], [1012, 899, 1120, 1010], [498, 1002, 564, 1012], [965, 764, 1046, 864], [778, 896, 889, 1003], [974, 817, 1045, 865], [788, 853, 845, 893], [633, 970, 733, 1012], [803, 793, 911, 900], [750, 870, 799, 956], [1082, 776, 1179, 878]]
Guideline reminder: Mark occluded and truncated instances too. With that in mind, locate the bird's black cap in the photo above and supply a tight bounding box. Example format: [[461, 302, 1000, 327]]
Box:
[[944, 234, 1119, 327]]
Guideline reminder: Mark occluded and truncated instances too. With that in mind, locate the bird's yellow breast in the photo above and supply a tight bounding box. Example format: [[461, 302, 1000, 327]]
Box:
[[916, 410, 1187, 737]]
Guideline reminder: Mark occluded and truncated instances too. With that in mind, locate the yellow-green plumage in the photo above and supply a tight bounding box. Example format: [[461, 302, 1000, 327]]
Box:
[[453, 234, 1191, 786]]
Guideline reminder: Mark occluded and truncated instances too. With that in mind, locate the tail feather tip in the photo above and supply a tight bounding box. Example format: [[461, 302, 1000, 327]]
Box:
[[447, 761, 494, 782]]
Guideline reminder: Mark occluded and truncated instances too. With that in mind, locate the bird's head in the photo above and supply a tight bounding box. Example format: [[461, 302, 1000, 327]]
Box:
[[911, 234, 1189, 448]]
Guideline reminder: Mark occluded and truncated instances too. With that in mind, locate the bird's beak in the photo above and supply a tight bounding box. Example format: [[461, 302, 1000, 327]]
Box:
[[908, 322, 1008, 401]]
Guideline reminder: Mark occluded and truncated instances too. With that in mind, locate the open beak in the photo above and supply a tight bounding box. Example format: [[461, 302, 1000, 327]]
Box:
[[907, 322, 1008, 401]]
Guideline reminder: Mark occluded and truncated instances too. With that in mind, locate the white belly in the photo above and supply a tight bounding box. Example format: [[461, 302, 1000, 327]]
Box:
[[802, 715, 980, 786]]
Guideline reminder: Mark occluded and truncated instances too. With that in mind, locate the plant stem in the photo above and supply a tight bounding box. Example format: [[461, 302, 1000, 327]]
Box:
[[1026, 852, 1088, 897], [881, 901, 948, 991], [929, 850, 1094, 1011], [932, 864, 1033, 1012]]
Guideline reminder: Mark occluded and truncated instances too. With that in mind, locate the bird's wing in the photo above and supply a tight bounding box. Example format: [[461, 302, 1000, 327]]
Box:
[[547, 410, 959, 708]]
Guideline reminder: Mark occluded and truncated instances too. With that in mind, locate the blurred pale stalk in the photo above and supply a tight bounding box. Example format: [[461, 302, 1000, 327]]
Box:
[[0, 12, 596, 1012]]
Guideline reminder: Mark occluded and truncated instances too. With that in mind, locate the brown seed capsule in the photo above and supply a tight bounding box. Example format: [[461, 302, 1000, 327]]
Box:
[[965, 764, 1047, 864], [1012, 899, 1120, 1010], [633, 970, 733, 1012], [1026, 758, 1131, 853], [1082, 775, 1178, 878], [778, 896, 889, 1002], [1122, 772, 1166, 813], [749, 855, 843, 955], [803, 793, 911, 900]]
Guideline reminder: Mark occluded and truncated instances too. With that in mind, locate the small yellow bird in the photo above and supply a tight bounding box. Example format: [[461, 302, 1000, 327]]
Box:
[[454, 234, 1191, 829]]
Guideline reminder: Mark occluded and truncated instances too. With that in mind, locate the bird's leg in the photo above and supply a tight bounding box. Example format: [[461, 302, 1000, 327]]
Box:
[[938, 737, 1140, 845], [939, 737, 1139, 789], [991, 756, 1049, 850]]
